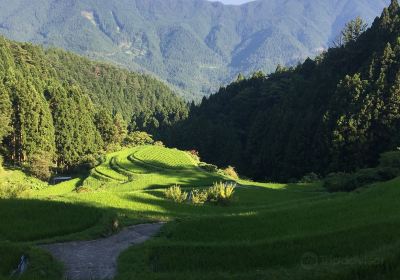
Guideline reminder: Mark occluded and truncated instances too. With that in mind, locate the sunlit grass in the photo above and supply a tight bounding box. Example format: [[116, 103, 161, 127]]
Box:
[[1, 146, 400, 279]]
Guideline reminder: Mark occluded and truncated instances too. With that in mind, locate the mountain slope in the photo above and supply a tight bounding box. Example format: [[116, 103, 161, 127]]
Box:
[[166, 1, 400, 181], [0, 36, 187, 170], [0, 0, 389, 98]]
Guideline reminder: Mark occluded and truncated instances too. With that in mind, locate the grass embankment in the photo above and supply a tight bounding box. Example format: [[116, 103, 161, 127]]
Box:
[[1, 145, 399, 279]]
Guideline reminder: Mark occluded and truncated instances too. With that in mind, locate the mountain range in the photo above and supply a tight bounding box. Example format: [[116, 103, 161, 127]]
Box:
[[0, 0, 390, 98]]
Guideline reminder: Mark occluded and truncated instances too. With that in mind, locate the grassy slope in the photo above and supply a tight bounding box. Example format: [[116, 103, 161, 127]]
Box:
[[116, 179, 400, 280], [0, 145, 399, 279]]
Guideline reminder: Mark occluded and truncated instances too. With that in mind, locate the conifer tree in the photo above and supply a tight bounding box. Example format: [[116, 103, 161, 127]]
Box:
[[0, 84, 11, 143]]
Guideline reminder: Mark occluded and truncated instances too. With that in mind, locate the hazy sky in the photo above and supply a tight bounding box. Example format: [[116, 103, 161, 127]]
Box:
[[213, 0, 254, 5]]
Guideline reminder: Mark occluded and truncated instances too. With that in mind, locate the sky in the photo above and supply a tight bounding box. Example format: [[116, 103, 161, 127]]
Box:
[[213, 0, 254, 5]]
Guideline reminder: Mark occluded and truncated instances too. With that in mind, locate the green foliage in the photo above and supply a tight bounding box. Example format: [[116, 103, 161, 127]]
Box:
[[189, 189, 209, 205], [323, 173, 357, 192], [222, 166, 239, 180], [0, 181, 25, 199], [153, 141, 164, 147], [379, 151, 400, 169], [165, 185, 188, 203], [0, 155, 3, 173], [27, 151, 53, 181], [168, 3, 400, 182], [207, 182, 236, 205], [323, 164, 399, 193], [335, 16, 368, 46], [199, 162, 218, 173], [0, 84, 11, 143], [123, 131, 154, 147], [95, 109, 118, 148], [299, 172, 320, 183], [0, 35, 187, 172]]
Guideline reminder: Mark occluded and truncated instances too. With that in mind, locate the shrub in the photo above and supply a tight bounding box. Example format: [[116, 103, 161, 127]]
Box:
[[27, 152, 53, 181], [165, 185, 188, 203], [154, 141, 164, 147], [189, 189, 208, 205], [0, 182, 26, 198], [379, 151, 400, 169], [299, 172, 320, 183], [223, 166, 239, 179], [324, 167, 399, 193], [207, 182, 236, 205], [106, 142, 122, 153], [353, 168, 381, 186], [186, 150, 200, 163], [376, 167, 399, 181], [199, 162, 218, 173], [323, 172, 358, 192], [80, 154, 100, 170], [123, 131, 154, 147]]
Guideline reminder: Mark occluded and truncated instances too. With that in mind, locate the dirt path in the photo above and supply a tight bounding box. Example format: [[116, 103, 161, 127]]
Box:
[[40, 223, 164, 280]]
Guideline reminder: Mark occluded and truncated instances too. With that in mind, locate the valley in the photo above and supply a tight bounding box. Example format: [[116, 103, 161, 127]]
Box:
[[1, 1, 400, 280]]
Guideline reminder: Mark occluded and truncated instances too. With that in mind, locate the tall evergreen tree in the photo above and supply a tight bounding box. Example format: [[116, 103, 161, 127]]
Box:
[[0, 84, 11, 143]]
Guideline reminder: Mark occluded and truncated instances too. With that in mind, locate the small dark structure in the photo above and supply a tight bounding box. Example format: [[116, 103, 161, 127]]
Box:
[[51, 176, 72, 185]]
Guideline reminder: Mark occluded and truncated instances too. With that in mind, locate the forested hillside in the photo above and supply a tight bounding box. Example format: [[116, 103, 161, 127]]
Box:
[[167, 0, 400, 181], [0, 36, 187, 175], [0, 0, 389, 98]]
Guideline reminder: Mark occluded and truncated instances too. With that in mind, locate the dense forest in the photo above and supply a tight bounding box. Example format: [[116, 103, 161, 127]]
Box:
[[166, 0, 400, 181], [0, 36, 187, 177]]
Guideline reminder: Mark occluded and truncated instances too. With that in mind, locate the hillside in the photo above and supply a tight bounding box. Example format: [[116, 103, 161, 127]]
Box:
[[0, 0, 389, 98], [166, 0, 400, 181], [0, 36, 187, 171], [1, 145, 400, 279]]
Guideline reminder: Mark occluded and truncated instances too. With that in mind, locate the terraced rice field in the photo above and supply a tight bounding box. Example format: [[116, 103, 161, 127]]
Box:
[[1, 145, 400, 280]]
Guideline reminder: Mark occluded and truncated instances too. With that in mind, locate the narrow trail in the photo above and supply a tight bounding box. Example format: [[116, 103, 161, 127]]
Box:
[[40, 223, 164, 280]]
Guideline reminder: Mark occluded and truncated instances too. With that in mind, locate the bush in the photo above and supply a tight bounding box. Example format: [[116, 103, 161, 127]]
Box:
[[379, 151, 400, 169], [165, 185, 188, 203], [27, 152, 53, 181], [207, 182, 236, 205], [223, 166, 239, 179], [154, 141, 164, 147], [323, 172, 358, 192], [376, 167, 399, 181], [186, 150, 200, 163], [0, 181, 26, 198], [123, 131, 154, 147], [355, 167, 398, 183], [324, 167, 399, 193], [199, 162, 218, 173], [80, 154, 100, 170], [189, 189, 208, 205], [299, 172, 320, 183], [353, 168, 381, 186]]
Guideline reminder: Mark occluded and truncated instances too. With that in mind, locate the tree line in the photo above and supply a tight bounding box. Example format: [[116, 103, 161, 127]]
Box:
[[165, 0, 400, 182], [0, 36, 188, 179]]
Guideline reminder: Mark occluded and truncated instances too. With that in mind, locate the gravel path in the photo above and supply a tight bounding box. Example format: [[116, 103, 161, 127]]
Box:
[[40, 223, 164, 280]]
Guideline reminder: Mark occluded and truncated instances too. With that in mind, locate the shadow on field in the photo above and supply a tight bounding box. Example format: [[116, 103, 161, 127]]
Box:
[[0, 199, 111, 242]]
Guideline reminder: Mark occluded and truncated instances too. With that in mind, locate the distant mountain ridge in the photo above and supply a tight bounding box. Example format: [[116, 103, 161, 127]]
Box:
[[0, 0, 390, 98]]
